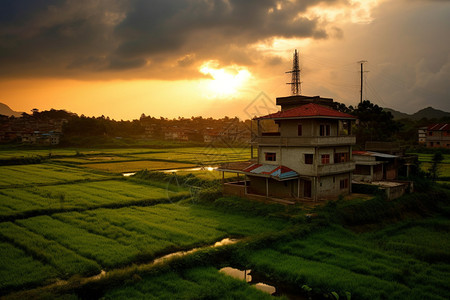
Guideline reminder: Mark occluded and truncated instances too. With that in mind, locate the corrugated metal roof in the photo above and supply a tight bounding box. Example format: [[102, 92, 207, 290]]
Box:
[[242, 164, 298, 180], [352, 150, 398, 158], [255, 103, 356, 120], [427, 123, 450, 131]]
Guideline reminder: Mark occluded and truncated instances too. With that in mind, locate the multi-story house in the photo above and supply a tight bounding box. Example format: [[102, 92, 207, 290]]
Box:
[[418, 127, 427, 144], [219, 95, 356, 202], [426, 123, 450, 149]]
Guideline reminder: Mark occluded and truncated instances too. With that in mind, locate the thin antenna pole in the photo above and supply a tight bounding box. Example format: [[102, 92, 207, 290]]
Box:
[[286, 49, 301, 95], [358, 60, 367, 104]]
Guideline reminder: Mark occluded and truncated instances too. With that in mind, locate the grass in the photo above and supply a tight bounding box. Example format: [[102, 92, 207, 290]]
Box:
[[411, 153, 450, 164], [0, 164, 108, 187], [103, 267, 275, 299], [0, 222, 100, 277], [0, 242, 58, 292], [239, 221, 450, 300], [82, 161, 197, 173], [0, 202, 287, 291], [0, 180, 187, 218], [420, 162, 450, 178]]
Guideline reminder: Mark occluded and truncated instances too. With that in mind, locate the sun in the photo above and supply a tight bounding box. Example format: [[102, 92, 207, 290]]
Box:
[[199, 60, 251, 98]]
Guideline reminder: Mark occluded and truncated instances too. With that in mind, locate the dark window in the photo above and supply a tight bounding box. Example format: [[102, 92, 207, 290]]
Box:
[[320, 124, 331, 136], [334, 152, 349, 163], [265, 152, 276, 161], [305, 154, 314, 164], [340, 178, 349, 189], [298, 124, 302, 136], [321, 154, 330, 164]]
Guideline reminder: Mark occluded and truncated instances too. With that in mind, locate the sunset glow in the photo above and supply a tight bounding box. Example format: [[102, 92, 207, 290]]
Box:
[[199, 61, 251, 99], [0, 0, 448, 118]]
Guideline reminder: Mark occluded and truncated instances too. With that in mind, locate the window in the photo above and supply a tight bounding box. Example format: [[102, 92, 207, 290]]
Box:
[[340, 178, 349, 189], [334, 152, 349, 163], [320, 124, 331, 136], [321, 154, 330, 164], [305, 154, 314, 164], [298, 124, 302, 136], [265, 152, 276, 161]]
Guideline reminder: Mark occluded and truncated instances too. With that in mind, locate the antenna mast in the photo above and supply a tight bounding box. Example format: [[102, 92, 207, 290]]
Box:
[[286, 49, 301, 95], [358, 60, 367, 104]]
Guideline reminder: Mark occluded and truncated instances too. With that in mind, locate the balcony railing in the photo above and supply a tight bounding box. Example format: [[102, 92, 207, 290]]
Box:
[[254, 135, 356, 146]]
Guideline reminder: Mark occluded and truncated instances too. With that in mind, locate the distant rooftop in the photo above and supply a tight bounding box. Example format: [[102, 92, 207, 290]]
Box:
[[427, 123, 450, 131], [276, 95, 334, 111], [255, 103, 356, 120]]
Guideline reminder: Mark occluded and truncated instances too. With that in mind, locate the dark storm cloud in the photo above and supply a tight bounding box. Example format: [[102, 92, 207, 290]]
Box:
[[0, 0, 343, 79]]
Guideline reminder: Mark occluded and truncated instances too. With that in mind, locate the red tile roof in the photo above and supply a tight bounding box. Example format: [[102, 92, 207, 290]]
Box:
[[427, 123, 450, 131], [255, 103, 356, 120]]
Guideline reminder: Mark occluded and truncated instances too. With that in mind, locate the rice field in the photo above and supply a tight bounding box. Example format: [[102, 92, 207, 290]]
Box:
[[0, 164, 108, 187], [0, 203, 287, 291], [82, 161, 197, 173], [420, 162, 450, 177], [0, 180, 185, 218], [242, 220, 450, 300], [411, 153, 450, 179], [103, 267, 275, 300]]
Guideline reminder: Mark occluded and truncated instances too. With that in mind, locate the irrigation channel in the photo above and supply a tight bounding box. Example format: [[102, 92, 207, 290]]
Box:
[[122, 166, 218, 177], [219, 267, 308, 299]]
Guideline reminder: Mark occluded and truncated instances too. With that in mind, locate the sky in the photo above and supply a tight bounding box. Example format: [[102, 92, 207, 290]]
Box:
[[0, 0, 449, 120]]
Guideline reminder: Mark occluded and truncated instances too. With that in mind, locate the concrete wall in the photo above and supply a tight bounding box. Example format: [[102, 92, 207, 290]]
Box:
[[223, 181, 246, 198], [258, 146, 281, 166], [317, 173, 352, 199], [247, 176, 298, 198], [279, 119, 339, 137], [258, 145, 354, 177]]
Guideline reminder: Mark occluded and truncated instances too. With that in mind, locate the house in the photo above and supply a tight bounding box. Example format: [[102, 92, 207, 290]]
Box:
[[352, 151, 399, 182], [426, 123, 450, 149], [219, 95, 356, 202], [418, 126, 427, 144], [163, 127, 189, 141]]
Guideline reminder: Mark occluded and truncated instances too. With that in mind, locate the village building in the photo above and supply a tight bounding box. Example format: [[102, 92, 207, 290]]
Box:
[[352, 150, 399, 182], [418, 126, 427, 144], [219, 95, 357, 202], [425, 123, 450, 149]]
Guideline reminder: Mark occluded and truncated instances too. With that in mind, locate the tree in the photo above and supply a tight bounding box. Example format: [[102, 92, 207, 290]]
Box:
[[428, 151, 443, 181], [351, 100, 402, 147]]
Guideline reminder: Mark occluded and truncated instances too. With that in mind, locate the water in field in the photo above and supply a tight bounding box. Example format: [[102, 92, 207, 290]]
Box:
[[122, 166, 218, 177], [161, 166, 218, 173], [153, 238, 239, 264], [122, 172, 136, 176], [219, 267, 307, 299]]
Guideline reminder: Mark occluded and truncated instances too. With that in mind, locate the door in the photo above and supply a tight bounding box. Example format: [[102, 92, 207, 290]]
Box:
[[304, 180, 312, 198]]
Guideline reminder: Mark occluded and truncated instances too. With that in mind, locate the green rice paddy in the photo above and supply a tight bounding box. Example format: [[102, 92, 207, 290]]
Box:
[[0, 147, 449, 299]]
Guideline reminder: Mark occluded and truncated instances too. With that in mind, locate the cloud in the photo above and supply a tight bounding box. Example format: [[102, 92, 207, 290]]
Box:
[[0, 0, 345, 80]]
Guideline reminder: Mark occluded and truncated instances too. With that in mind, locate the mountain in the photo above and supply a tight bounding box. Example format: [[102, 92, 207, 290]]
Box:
[[383, 108, 410, 120], [0, 102, 23, 117], [384, 107, 450, 120], [413, 107, 450, 120]]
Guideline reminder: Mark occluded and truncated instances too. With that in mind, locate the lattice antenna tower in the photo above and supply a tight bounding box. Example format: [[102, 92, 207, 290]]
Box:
[[286, 49, 301, 95]]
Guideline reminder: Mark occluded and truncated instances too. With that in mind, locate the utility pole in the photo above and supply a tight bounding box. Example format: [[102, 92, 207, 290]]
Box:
[[358, 60, 367, 104], [286, 49, 301, 95]]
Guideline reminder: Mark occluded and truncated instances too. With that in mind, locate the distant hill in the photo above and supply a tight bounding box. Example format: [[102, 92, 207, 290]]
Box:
[[384, 107, 450, 120], [0, 102, 23, 117]]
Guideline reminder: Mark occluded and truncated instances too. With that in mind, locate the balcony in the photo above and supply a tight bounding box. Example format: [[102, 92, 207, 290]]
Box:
[[254, 135, 356, 147], [316, 161, 355, 176]]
